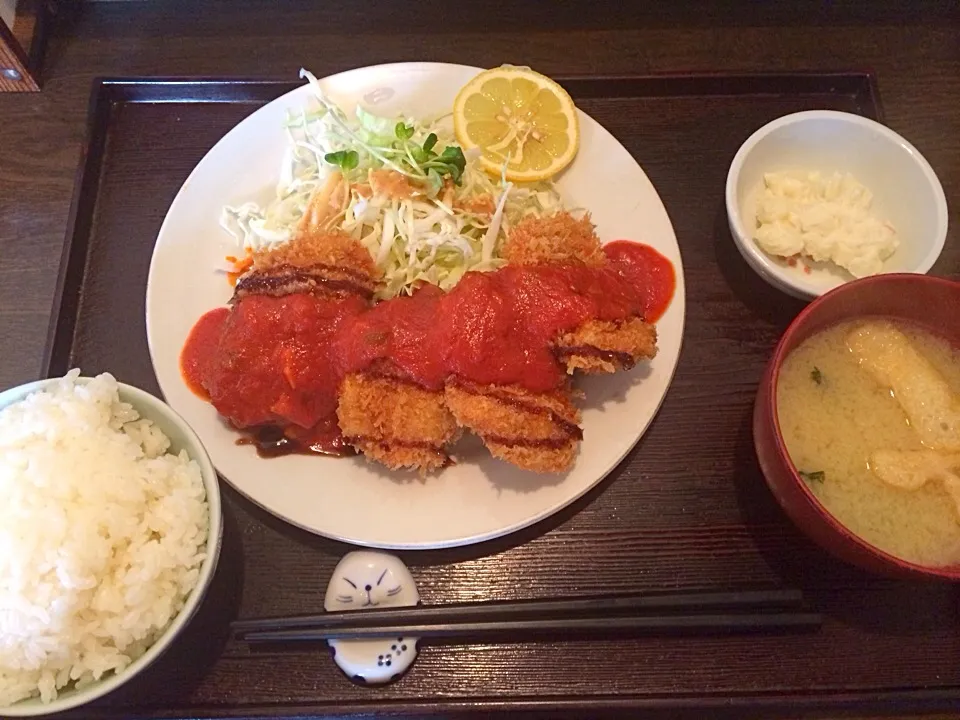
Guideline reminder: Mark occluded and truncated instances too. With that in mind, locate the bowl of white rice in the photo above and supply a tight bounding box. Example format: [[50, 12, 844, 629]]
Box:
[[0, 370, 222, 716]]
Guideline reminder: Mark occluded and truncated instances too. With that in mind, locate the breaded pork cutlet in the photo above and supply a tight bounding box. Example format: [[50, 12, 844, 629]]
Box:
[[445, 380, 582, 473], [554, 317, 658, 374], [218, 202, 659, 475], [228, 222, 457, 473], [502, 212, 607, 267], [337, 371, 459, 472], [504, 212, 658, 375], [233, 178, 382, 301], [438, 212, 660, 474], [233, 229, 381, 302], [235, 185, 460, 474]]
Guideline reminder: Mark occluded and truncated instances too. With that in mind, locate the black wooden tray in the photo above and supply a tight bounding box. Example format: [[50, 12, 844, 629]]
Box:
[[44, 71, 960, 719]]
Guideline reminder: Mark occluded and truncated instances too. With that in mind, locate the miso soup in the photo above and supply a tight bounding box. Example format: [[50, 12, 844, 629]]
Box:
[[776, 318, 960, 567]]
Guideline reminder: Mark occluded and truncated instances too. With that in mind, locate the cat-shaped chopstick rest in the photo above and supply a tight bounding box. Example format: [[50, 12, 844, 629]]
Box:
[[324, 551, 420, 683]]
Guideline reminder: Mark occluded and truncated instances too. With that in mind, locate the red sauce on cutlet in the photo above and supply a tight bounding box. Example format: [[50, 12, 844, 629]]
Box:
[[185, 294, 366, 448], [180, 307, 230, 399], [179, 240, 675, 457], [333, 264, 647, 392], [439, 264, 645, 391], [333, 283, 450, 389], [603, 241, 676, 322]]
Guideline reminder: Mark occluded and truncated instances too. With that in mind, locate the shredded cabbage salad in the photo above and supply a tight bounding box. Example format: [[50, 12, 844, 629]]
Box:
[[219, 69, 564, 299]]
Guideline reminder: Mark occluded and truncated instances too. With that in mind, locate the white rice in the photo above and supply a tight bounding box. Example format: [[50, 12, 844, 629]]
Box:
[[0, 370, 209, 706]]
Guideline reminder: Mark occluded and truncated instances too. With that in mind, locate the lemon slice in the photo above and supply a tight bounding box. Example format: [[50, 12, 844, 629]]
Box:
[[453, 65, 580, 182]]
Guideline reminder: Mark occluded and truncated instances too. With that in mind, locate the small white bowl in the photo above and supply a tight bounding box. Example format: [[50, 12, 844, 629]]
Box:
[[0, 376, 223, 717], [725, 110, 948, 300]]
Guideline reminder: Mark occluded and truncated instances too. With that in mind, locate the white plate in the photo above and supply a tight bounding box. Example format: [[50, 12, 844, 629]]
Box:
[[146, 62, 686, 549]]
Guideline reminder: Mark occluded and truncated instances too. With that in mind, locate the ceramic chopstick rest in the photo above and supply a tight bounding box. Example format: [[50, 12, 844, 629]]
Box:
[[324, 551, 420, 683]]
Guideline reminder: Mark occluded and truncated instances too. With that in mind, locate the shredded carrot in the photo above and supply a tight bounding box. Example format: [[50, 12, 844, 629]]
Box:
[[456, 194, 496, 216], [226, 249, 254, 287], [369, 169, 419, 199]]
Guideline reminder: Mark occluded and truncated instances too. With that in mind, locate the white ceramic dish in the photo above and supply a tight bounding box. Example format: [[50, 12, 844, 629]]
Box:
[[146, 62, 686, 549], [725, 110, 948, 300], [0, 377, 223, 717]]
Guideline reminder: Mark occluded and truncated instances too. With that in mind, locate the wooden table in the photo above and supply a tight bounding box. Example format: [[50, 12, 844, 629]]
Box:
[[1, 2, 959, 718]]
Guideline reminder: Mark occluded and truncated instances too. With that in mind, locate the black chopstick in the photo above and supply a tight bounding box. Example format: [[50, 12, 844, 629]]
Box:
[[239, 611, 821, 643], [232, 589, 806, 637]]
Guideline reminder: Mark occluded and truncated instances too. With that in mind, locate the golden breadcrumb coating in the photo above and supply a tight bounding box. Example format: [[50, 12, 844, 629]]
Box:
[[503, 212, 606, 267], [250, 229, 380, 280], [444, 380, 582, 473], [337, 372, 459, 472], [555, 318, 658, 374], [232, 230, 382, 301]]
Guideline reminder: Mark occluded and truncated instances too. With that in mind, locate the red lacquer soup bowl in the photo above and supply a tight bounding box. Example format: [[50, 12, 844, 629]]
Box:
[[753, 273, 960, 580]]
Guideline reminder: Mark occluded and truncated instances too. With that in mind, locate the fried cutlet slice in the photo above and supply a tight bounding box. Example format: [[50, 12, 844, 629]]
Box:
[[444, 380, 582, 473], [502, 212, 606, 267], [554, 317, 659, 374], [505, 212, 659, 374], [337, 372, 459, 472], [234, 229, 382, 301]]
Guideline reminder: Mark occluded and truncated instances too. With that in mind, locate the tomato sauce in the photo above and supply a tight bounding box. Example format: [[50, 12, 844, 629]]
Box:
[[330, 264, 647, 392], [603, 241, 676, 322], [186, 293, 367, 432], [180, 307, 230, 399], [180, 240, 676, 455], [440, 265, 644, 391], [333, 284, 451, 389]]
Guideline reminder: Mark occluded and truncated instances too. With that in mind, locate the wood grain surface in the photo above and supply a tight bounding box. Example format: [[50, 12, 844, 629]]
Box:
[[0, 13, 38, 91], [1, 2, 960, 719]]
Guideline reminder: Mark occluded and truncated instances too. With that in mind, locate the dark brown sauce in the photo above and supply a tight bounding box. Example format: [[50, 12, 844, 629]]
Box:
[[234, 265, 375, 301], [449, 378, 584, 440], [485, 434, 576, 449], [236, 425, 357, 458], [553, 345, 637, 369], [308, 261, 383, 284], [344, 435, 446, 450], [364, 365, 446, 391], [344, 436, 453, 468]]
